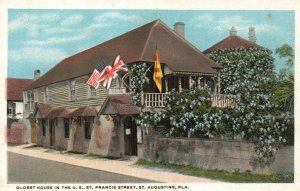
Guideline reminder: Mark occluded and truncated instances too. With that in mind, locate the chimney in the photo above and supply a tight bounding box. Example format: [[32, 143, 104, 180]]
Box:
[[229, 26, 237, 36], [34, 69, 40, 80], [248, 26, 256, 43], [174, 22, 185, 38]]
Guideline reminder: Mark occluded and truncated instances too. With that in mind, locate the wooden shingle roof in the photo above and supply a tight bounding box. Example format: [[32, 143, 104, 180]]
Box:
[[25, 19, 221, 90], [68, 106, 97, 117], [6, 78, 34, 101], [203, 35, 264, 54], [100, 94, 140, 115]]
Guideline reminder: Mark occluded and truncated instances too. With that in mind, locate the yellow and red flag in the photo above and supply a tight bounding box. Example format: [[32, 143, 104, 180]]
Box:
[[153, 48, 163, 92]]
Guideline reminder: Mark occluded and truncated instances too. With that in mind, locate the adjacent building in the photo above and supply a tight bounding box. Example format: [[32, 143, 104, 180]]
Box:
[[7, 78, 34, 120]]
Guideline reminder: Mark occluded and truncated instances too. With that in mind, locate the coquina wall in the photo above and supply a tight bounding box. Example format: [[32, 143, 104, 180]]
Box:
[[138, 136, 294, 174]]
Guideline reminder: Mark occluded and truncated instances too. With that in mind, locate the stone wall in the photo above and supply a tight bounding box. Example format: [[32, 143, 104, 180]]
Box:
[[7, 122, 24, 144], [139, 136, 294, 174]]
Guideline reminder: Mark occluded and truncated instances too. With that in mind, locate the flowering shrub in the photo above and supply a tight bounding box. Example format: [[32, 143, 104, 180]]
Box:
[[129, 63, 150, 106], [129, 49, 292, 163], [207, 47, 292, 162]]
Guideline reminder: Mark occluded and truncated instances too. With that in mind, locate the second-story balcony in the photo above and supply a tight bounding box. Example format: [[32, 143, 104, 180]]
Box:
[[141, 93, 239, 109]]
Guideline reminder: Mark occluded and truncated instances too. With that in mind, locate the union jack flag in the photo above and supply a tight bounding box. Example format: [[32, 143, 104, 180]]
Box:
[[98, 55, 128, 89]]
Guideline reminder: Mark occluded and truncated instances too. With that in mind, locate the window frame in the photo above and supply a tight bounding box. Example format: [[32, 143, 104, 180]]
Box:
[[44, 86, 48, 103], [88, 86, 97, 98], [84, 117, 92, 139], [69, 80, 75, 101], [7, 102, 16, 116]]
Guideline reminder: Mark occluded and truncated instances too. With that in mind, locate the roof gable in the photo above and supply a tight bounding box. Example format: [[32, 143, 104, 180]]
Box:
[[26, 19, 220, 90], [6, 78, 34, 101], [33, 103, 53, 119], [203, 35, 264, 54], [99, 94, 140, 115]]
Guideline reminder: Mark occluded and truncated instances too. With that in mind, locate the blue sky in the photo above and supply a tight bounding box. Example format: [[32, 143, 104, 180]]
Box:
[[8, 9, 294, 79]]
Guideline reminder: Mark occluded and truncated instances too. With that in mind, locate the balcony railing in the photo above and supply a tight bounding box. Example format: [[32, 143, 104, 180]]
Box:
[[141, 93, 239, 108], [141, 93, 169, 108]]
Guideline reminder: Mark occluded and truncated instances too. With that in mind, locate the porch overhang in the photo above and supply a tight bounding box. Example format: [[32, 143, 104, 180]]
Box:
[[99, 94, 140, 116], [68, 106, 97, 117], [33, 103, 53, 119]]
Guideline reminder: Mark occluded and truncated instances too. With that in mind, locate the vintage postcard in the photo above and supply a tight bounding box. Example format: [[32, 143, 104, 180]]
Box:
[[0, 0, 298, 191]]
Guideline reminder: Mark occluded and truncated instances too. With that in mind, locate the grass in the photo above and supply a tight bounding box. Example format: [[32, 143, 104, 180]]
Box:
[[7, 143, 23, 147], [135, 159, 294, 183], [23, 144, 42, 149]]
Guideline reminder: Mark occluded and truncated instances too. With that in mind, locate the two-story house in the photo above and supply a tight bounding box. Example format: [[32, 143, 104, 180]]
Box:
[[7, 78, 34, 121], [23, 19, 233, 158]]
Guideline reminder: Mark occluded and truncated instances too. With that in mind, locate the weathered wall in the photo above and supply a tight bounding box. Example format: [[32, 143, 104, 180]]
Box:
[[7, 122, 24, 144], [87, 115, 124, 158], [54, 118, 69, 150], [139, 136, 294, 174], [30, 75, 117, 109], [36, 119, 50, 147], [71, 119, 90, 153]]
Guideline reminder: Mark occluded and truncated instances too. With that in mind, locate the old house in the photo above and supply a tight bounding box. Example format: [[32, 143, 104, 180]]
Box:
[[203, 26, 262, 54], [6, 77, 34, 144], [23, 19, 234, 157], [7, 78, 34, 120]]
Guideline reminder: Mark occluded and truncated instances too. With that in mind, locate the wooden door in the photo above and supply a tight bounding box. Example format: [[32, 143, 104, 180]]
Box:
[[124, 117, 137, 156], [50, 120, 55, 146], [30, 119, 36, 143]]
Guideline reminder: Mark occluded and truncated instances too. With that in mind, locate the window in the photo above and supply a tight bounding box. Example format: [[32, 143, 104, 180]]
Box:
[[44, 87, 48, 103], [70, 80, 75, 101], [29, 91, 34, 111], [42, 119, 46, 136], [84, 117, 92, 139], [64, 119, 69, 138], [34, 90, 38, 102], [206, 78, 215, 93], [23, 92, 28, 104], [181, 76, 190, 90], [89, 86, 96, 97], [7, 102, 16, 116]]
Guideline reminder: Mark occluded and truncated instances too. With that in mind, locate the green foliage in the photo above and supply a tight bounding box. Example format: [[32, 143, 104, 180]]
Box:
[[275, 44, 294, 67], [129, 63, 150, 106], [272, 74, 294, 112], [208, 48, 275, 95], [136, 159, 294, 183], [273, 43, 294, 113], [207, 47, 291, 163], [165, 88, 214, 137]]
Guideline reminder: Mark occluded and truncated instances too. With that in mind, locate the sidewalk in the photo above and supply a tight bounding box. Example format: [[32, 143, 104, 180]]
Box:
[[8, 144, 218, 183]]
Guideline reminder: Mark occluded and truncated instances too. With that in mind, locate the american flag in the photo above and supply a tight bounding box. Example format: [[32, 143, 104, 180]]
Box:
[[86, 69, 102, 89]]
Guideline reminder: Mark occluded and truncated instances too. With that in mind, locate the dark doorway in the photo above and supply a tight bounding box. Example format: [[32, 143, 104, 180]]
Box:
[[124, 117, 137, 156], [49, 120, 55, 146]]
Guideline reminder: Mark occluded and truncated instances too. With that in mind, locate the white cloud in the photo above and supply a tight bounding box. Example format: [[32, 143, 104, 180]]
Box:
[[42, 27, 73, 35], [9, 13, 59, 31], [16, 11, 142, 46], [9, 47, 68, 65], [60, 14, 83, 26], [195, 14, 214, 23], [94, 12, 142, 23], [25, 23, 108, 46]]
